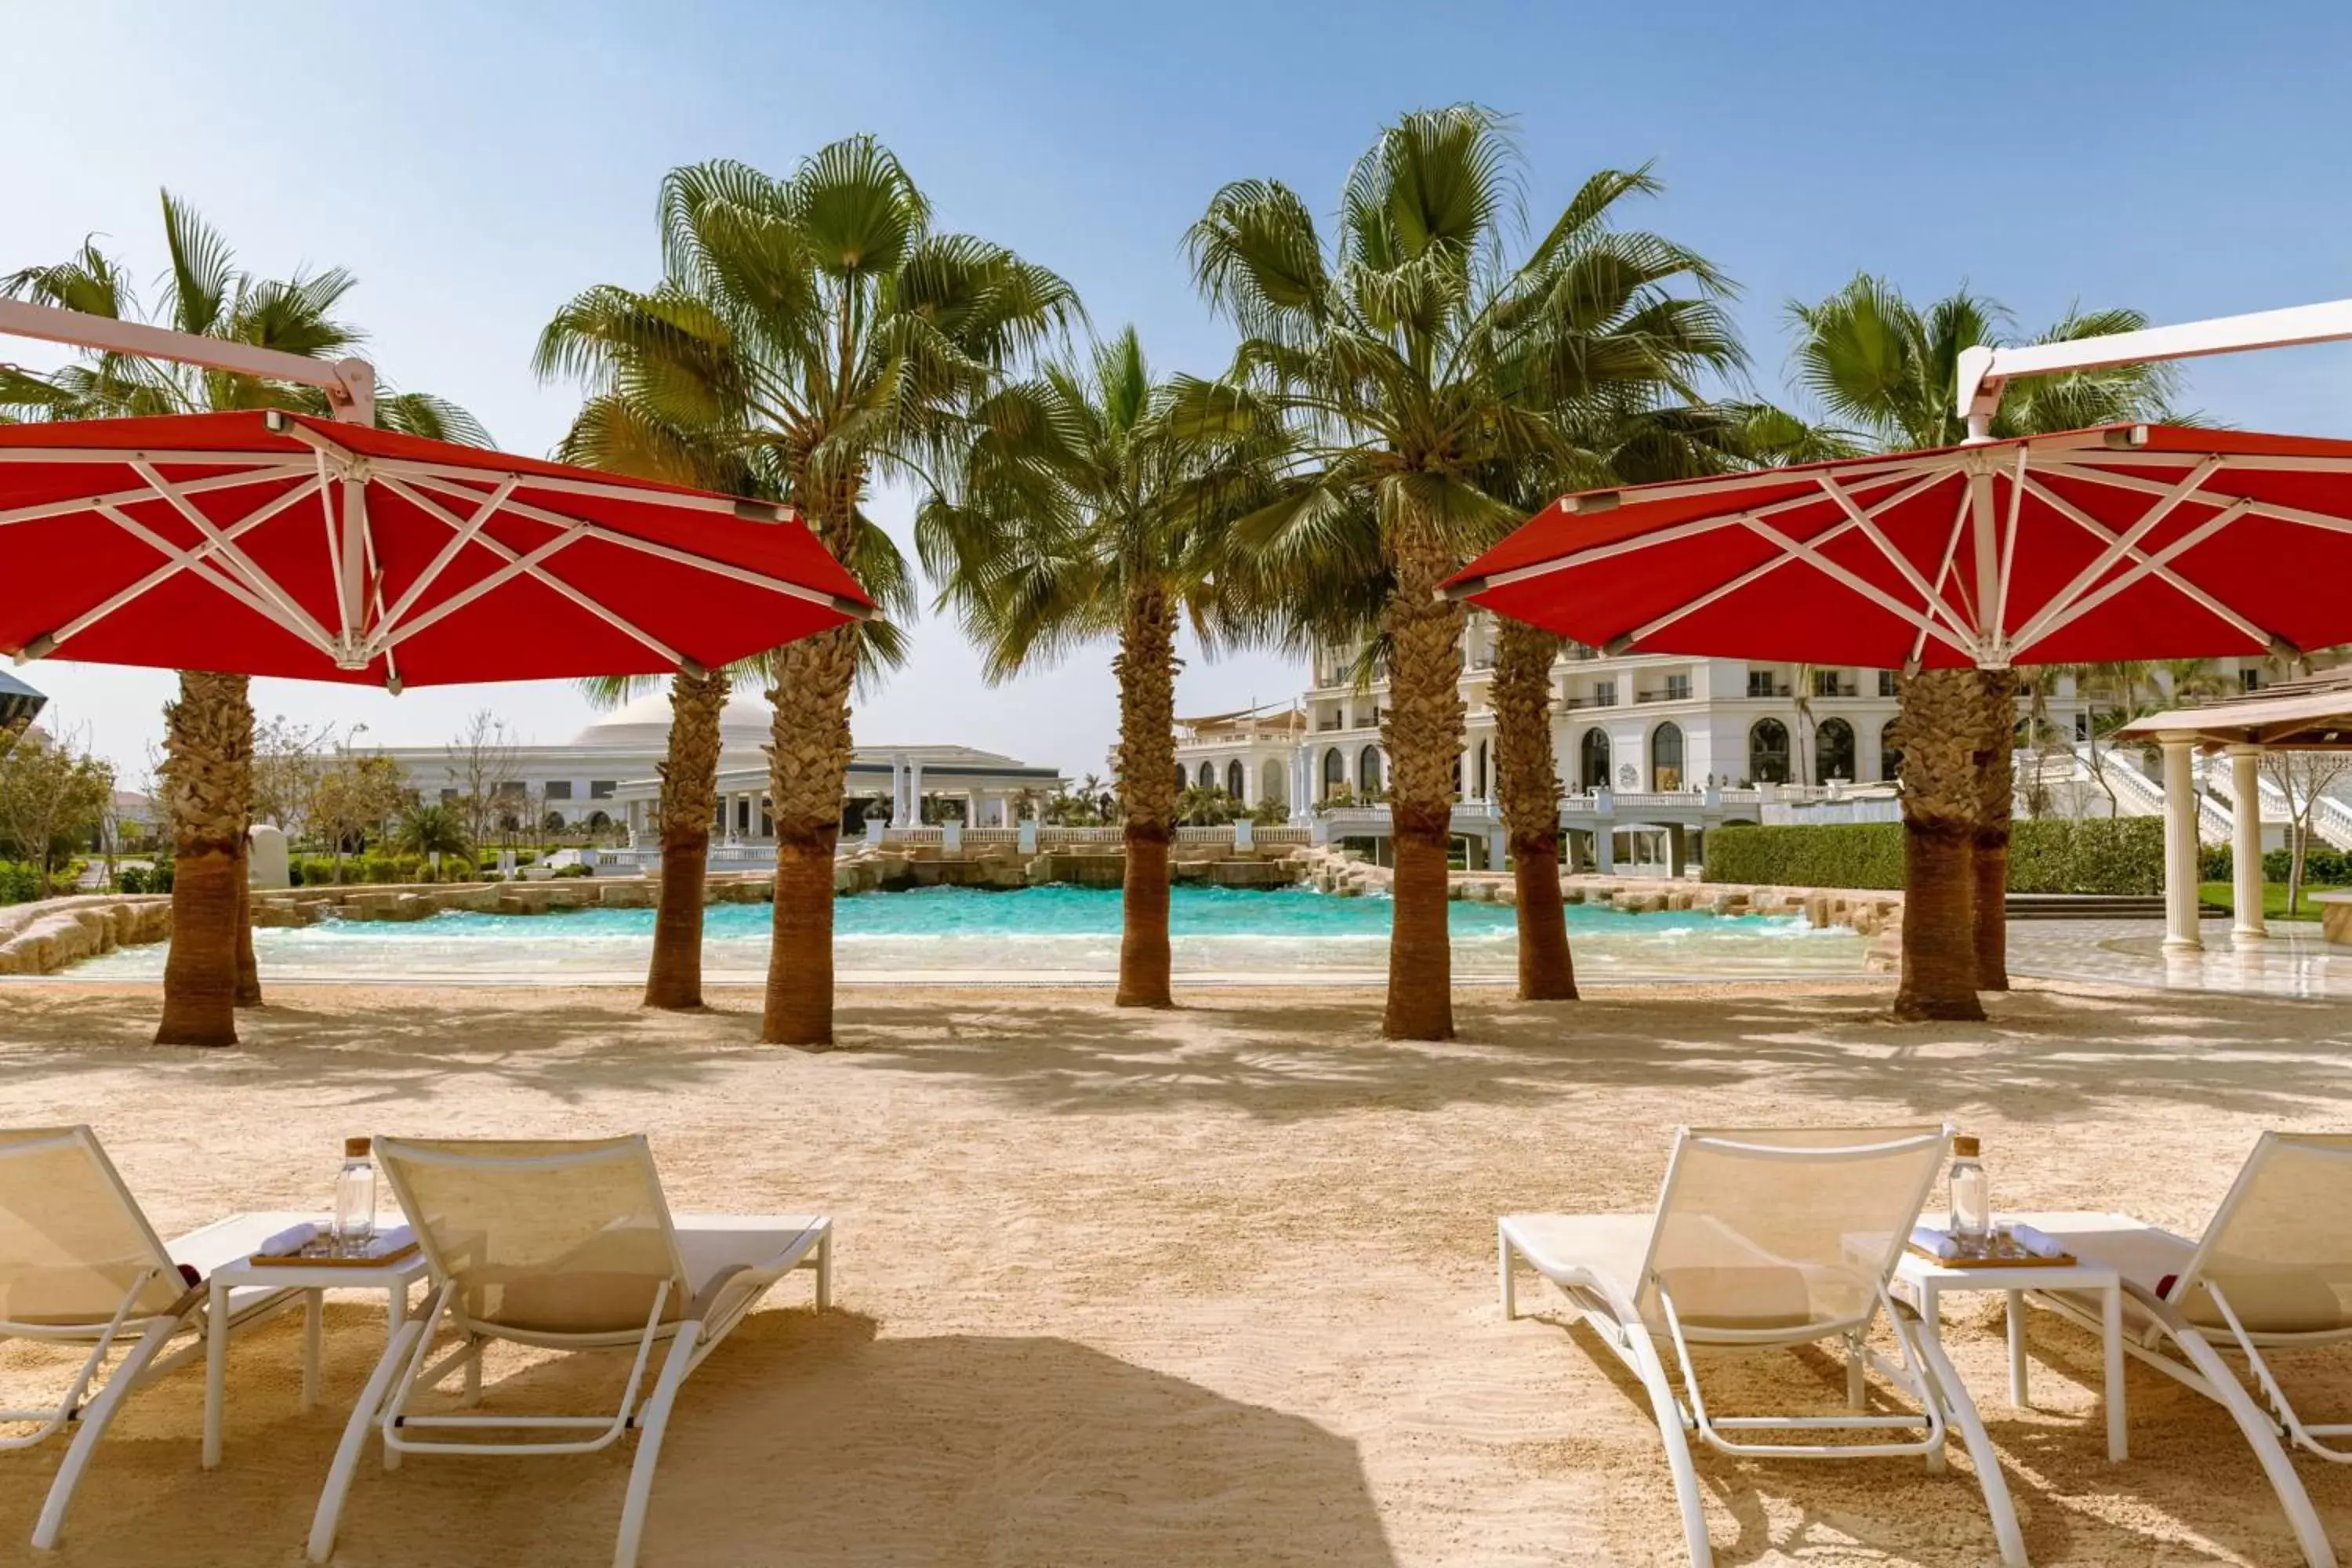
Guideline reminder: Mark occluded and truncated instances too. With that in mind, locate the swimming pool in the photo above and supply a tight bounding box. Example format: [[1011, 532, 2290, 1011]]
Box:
[[65, 884, 1866, 984]]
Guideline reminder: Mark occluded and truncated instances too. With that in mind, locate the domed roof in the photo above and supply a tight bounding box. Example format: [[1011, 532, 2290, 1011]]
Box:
[[568, 690, 773, 751]]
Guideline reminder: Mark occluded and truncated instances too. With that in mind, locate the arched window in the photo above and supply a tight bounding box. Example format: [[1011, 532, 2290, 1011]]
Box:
[[1197, 760, 1217, 791], [586, 810, 612, 830], [1175, 763, 1187, 793], [1260, 758, 1287, 808], [1322, 747, 1346, 800], [1225, 758, 1246, 800], [1580, 728, 1612, 791], [1815, 717, 1856, 782], [1650, 722, 1684, 791], [1880, 720, 1904, 783], [1748, 718, 1791, 785], [1357, 744, 1383, 796], [1473, 740, 1490, 800]]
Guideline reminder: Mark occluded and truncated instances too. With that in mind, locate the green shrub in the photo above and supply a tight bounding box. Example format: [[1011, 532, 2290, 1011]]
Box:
[[551, 862, 590, 877], [1701, 823, 1904, 890], [1704, 817, 2166, 895], [2204, 844, 2352, 885], [0, 862, 42, 904]]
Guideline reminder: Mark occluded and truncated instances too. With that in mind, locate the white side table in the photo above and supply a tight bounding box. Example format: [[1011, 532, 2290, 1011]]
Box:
[[194, 1210, 430, 1471], [1890, 1215, 2127, 1462]]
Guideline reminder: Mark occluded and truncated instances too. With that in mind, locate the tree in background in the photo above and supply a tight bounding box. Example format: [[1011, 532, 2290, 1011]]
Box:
[[249, 715, 336, 839], [2266, 750, 2352, 916], [443, 710, 521, 852], [1191, 111, 1739, 1033], [4, 191, 484, 1046], [536, 139, 1073, 1045], [392, 801, 471, 869], [924, 327, 1274, 1007], [0, 726, 114, 893], [308, 746, 408, 886], [1784, 275, 2179, 1016]]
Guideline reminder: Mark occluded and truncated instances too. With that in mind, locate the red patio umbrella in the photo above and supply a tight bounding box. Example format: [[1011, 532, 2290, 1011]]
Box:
[[1446, 420, 2352, 1020], [0, 408, 873, 684], [1446, 423, 2352, 670]]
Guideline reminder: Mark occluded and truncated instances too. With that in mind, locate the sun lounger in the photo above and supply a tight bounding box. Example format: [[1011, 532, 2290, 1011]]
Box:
[[2019, 1133, 2352, 1568], [1499, 1125, 2025, 1568], [0, 1125, 301, 1551], [305, 1134, 831, 1568]]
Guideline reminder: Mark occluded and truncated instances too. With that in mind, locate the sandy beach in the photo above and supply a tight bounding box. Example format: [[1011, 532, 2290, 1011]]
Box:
[[2, 977, 2350, 1566]]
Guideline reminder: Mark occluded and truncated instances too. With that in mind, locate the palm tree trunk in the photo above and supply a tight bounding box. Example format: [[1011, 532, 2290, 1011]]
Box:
[[1892, 669, 1984, 1022], [1973, 669, 2017, 992], [1381, 514, 1466, 1040], [644, 666, 730, 1010], [1115, 584, 1178, 1007], [233, 835, 261, 1007], [156, 672, 252, 1047], [1491, 619, 1575, 1000]]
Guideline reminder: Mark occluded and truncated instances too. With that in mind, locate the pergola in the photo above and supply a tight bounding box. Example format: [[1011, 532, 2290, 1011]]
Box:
[[2118, 672, 2352, 950]]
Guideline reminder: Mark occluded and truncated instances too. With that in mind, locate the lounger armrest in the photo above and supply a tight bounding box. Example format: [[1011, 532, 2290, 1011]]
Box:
[[686, 1265, 750, 1325]]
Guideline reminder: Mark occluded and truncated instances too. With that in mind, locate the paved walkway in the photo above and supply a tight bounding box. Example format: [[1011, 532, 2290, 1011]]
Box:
[[2010, 915, 2352, 1000]]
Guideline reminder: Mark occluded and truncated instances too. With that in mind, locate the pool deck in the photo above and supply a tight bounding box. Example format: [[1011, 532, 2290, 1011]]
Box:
[[2008, 915, 2352, 1001]]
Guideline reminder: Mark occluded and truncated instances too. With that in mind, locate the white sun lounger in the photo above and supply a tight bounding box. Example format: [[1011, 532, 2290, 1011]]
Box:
[[306, 1134, 831, 1568], [2019, 1132, 2352, 1568], [0, 1125, 302, 1552], [1499, 1124, 2025, 1568]]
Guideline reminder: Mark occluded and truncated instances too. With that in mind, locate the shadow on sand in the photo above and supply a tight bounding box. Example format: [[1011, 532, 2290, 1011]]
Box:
[[2, 1307, 1396, 1566]]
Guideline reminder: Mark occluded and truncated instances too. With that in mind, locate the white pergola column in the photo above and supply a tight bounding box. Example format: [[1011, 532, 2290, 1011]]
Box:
[[889, 754, 908, 827], [906, 757, 924, 826], [2160, 735, 2202, 953], [2229, 744, 2268, 946]]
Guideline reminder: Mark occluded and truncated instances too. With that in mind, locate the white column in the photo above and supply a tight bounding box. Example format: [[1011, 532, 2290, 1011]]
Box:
[[890, 754, 908, 827], [2230, 744, 2268, 945], [2161, 735, 2202, 953], [907, 757, 924, 826]]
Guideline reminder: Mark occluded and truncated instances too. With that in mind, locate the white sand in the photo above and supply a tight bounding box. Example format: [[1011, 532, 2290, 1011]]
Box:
[[2, 977, 2349, 1566]]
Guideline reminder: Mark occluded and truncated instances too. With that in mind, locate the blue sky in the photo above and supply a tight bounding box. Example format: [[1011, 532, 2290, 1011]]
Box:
[[6, 2, 2350, 782]]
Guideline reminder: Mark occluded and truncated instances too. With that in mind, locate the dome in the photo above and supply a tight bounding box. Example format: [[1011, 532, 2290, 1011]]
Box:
[[569, 690, 773, 751]]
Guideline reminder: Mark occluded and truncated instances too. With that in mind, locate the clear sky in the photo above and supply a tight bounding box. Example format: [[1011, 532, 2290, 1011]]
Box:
[[7, 2, 2351, 785]]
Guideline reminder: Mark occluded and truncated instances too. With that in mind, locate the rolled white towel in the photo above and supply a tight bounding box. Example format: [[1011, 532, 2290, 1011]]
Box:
[[2007, 1222, 2067, 1259], [368, 1224, 416, 1257], [256, 1221, 322, 1259]]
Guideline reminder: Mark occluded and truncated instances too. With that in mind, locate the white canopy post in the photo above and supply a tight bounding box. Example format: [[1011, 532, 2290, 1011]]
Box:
[[2158, 734, 2204, 953], [2228, 744, 2269, 946]]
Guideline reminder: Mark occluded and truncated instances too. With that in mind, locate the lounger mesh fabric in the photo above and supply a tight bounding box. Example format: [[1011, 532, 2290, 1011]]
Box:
[[0, 1127, 181, 1327], [375, 1138, 689, 1336], [2179, 1134, 2352, 1334], [1644, 1127, 1945, 1336]]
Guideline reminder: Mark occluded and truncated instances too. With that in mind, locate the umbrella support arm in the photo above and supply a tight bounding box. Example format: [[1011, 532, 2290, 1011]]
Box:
[[0, 299, 376, 426], [1959, 296, 2352, 437]]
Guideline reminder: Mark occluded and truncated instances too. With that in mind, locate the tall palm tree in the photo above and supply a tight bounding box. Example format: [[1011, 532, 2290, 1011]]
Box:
[[1190, 114, 1738, 1035], [535, 139, 1074, 1045], [4, 191, 482, 1047], [1785, 275, 2179, 1016], [922, 327, 1274, 1007]]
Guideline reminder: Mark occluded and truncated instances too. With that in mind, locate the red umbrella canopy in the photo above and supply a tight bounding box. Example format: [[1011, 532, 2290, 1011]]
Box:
[[1448, 423, 2352, 669], [0, 409, 873, 688]]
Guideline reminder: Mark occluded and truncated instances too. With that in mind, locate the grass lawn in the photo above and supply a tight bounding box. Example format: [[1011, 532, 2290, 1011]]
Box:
[[2198, 879, 2348, 921]]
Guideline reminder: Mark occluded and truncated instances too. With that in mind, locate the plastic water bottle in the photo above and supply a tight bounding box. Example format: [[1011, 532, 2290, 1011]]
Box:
[[1949, 1134, 1990, 1251], [332, 1137, 377, 1252]]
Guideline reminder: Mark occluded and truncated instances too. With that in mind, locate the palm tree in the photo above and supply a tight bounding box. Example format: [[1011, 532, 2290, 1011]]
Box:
[[923, 328, 1272, 1007], [535, 140, 1075, 1046], [392, 802, 470, 859], [577, 662, 743, 1008], [4, 191, 483, 1047], [1189, 112, 1738, 1034], [1785, 275, 2179, 1016]]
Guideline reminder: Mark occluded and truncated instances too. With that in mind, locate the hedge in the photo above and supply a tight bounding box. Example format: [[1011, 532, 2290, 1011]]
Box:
[[1704, 817, 2167, 895], [1, 860, 87, 904], [288, 853, 477, 887], [2201, 844, 2352, 885]]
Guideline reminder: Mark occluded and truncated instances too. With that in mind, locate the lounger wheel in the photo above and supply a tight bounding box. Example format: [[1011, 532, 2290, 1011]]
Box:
[[308, 1318, 426, 1563], [29, 1316, 181, 1552]]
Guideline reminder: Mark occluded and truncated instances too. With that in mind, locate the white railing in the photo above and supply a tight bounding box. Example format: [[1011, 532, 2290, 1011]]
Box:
[[1254, 826, 1311, 845], [1041, 826, 1123, 846], [961, 828, 1021, 848], [2098, 744, 2232, 843], [881, 827, 943, 848], [1174, 826, 1232, 844]]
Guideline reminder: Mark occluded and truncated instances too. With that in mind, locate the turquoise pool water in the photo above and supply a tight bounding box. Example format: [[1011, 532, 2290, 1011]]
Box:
[[68, 884, 1865, 982]]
